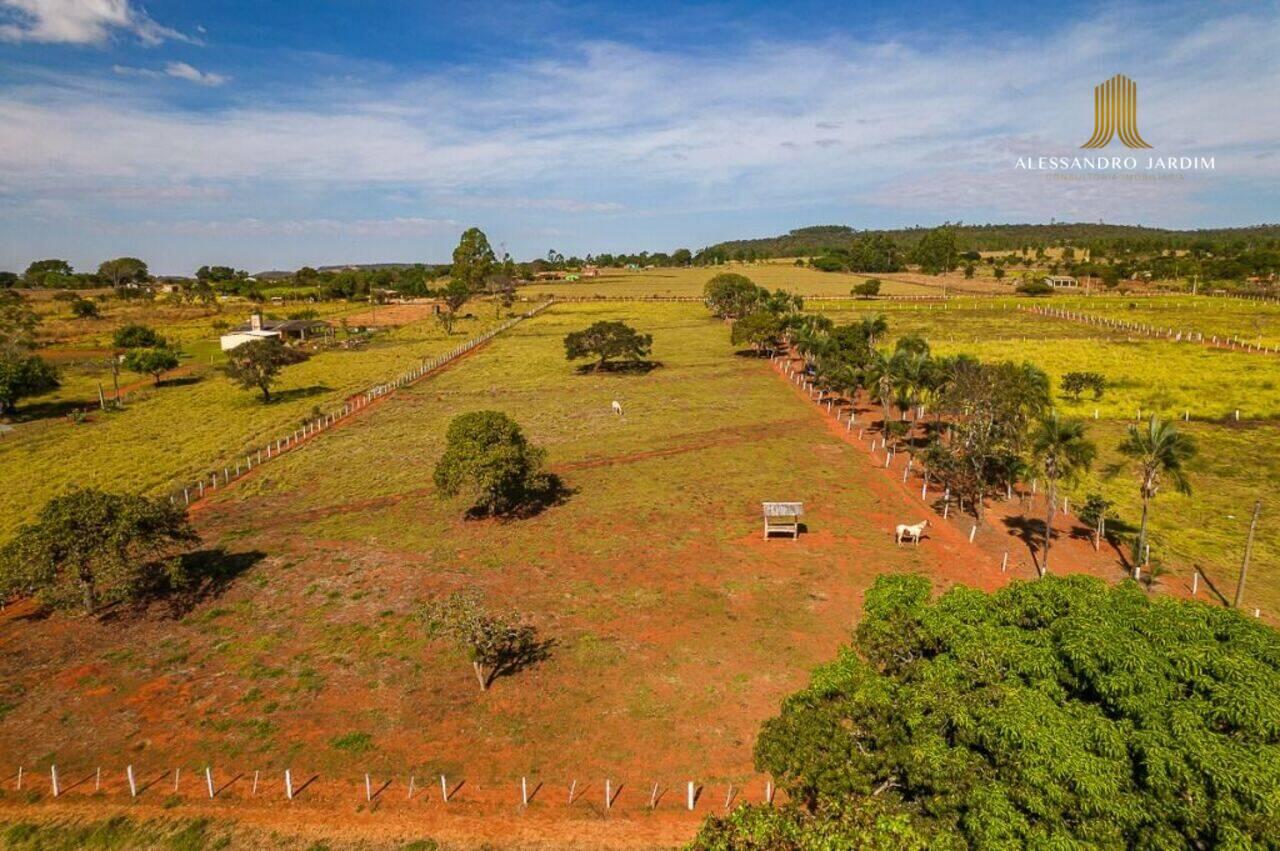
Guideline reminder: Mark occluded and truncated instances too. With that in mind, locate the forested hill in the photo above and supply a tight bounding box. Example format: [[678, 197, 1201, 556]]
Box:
[[705, 223, 1280, 258]]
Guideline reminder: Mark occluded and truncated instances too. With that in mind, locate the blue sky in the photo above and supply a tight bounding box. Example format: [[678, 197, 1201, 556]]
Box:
[[0, 0, 1276, 274]]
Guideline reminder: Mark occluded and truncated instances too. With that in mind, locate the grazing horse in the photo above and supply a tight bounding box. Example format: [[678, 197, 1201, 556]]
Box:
[[611, 400, 624, 416], [895, 519, 929, 546]]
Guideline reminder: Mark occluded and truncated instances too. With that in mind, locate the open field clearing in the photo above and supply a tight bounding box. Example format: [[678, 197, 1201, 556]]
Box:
[[517, 263, 996, 299], [0, 312, 502, 540], [0, 302, 1000, 821]]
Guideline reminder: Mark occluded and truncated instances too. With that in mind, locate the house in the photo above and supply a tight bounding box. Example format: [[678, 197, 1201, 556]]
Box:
[[582, 265, 600, 278], [219, 314, 332, 351], [1044, 275, 1079, 289]]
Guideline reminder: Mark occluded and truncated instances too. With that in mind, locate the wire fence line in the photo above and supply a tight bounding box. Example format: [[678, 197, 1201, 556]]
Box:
[[1021, 305, 1280, 356], [770, 349, 1268, 618], [166, 300, 554, 509], [10, 760, 772, 815]]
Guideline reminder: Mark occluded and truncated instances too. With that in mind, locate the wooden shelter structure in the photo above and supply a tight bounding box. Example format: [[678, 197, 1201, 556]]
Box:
[[762, 502, 803, 539]]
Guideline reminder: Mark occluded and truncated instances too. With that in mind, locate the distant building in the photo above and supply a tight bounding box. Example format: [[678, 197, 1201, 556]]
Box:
[[220, 314, 331, 351], [1044, 275, 1079, 289], [581, 265, 600, 278]]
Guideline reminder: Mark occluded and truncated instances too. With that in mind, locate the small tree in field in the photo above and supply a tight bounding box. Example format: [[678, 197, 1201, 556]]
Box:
[[1079, 492, 1114, 551], [70, 297, 99, 318], [0, 488, 199, 613], [223, 337, 309, 402], [851, 278, 881, 299], [123, 347, 180, 386], [563, 320, 652, 371], [419, 591, 544, 691], [437, 278, 471, 333], [433, 410, 548, 516]]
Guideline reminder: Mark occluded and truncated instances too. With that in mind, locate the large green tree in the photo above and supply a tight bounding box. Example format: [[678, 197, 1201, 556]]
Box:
[[912, 226, 959, 275], [703, 273, 765, 320], [0, 489, 199, 613], [97, 257, 149, 288], [451, 227, 496, 293], [433, 411, 548, 516], [693, 573, 1280, 849], [563, 320, 653, 371]]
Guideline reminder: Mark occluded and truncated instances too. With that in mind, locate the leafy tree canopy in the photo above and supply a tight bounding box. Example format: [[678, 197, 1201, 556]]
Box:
[[0, 488, 199, 613], [419, 590, 545, 691], [122, 347, 180, 385], [112, 324, 165, 350], [730, 310, 785, 353], [222, 337, 308, 402], [694, 574, 1280, 849], [704, 273, 766, 320], [97, 257, 149, 287], [451, 227, 496, 293], [0, 351, 59, 414], [433, 410, 549, 516], [563, 320, 653, 371]]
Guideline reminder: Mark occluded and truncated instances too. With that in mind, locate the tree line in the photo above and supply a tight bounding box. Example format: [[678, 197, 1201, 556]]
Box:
[[709, 272, 1197, 577]]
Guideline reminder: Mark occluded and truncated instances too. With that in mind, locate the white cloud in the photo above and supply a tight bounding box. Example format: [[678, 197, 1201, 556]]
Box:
[[113, 61, 228, 86], [1, 4, 1277, 233], [161, 61, 226, 86], [0, 0, 189, 45]]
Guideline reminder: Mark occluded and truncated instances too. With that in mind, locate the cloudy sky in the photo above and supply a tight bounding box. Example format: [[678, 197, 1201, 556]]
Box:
[[0, 0, 1277, 274]]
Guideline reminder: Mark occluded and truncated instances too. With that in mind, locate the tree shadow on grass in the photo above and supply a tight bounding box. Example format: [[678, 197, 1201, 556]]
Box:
[[267, 385, 331, 404], [158, 375, 202, 388], [572, 360, 663, 376], [105, 548, 266, 621], [7, 399, 93, 424], [732, 349, 775, 359], [488, 632, 557, 689], [463, 474, 575, 522]]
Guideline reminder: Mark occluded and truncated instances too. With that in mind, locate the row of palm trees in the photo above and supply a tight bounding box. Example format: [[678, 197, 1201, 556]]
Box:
[[786, 313, 1198, 578]]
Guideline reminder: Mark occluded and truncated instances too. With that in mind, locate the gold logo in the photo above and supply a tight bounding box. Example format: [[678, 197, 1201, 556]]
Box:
[[1081, 74, 1151, 149]]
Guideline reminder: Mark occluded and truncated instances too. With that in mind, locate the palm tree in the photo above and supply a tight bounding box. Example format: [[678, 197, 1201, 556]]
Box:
[[858, 313, 888, 348], [1118, 416, 1196, 577], [1029, 416, 1096, 576]]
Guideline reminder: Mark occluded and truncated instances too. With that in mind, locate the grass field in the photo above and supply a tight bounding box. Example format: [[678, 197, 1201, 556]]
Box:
[[0, 310, 503, 540], [1041, 293, 1280, 349], [0, 302, 990, 797], [518, 262, 1008, 299]]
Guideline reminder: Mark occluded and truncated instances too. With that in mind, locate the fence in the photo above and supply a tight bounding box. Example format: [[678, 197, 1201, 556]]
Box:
[[7, 760, 773, 816], [1021, 305, 1280, 356], [769, 349, 1268, 616], [166, 301, 554, 508]]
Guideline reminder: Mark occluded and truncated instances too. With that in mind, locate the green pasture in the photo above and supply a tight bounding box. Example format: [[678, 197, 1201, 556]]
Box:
[[1043, 293, 1280, 349], [0, 312, 502, 540]]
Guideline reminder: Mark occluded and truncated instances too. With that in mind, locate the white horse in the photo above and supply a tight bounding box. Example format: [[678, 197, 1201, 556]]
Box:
[[895, 519, 929, 546], [611, 400, 624, 416]]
